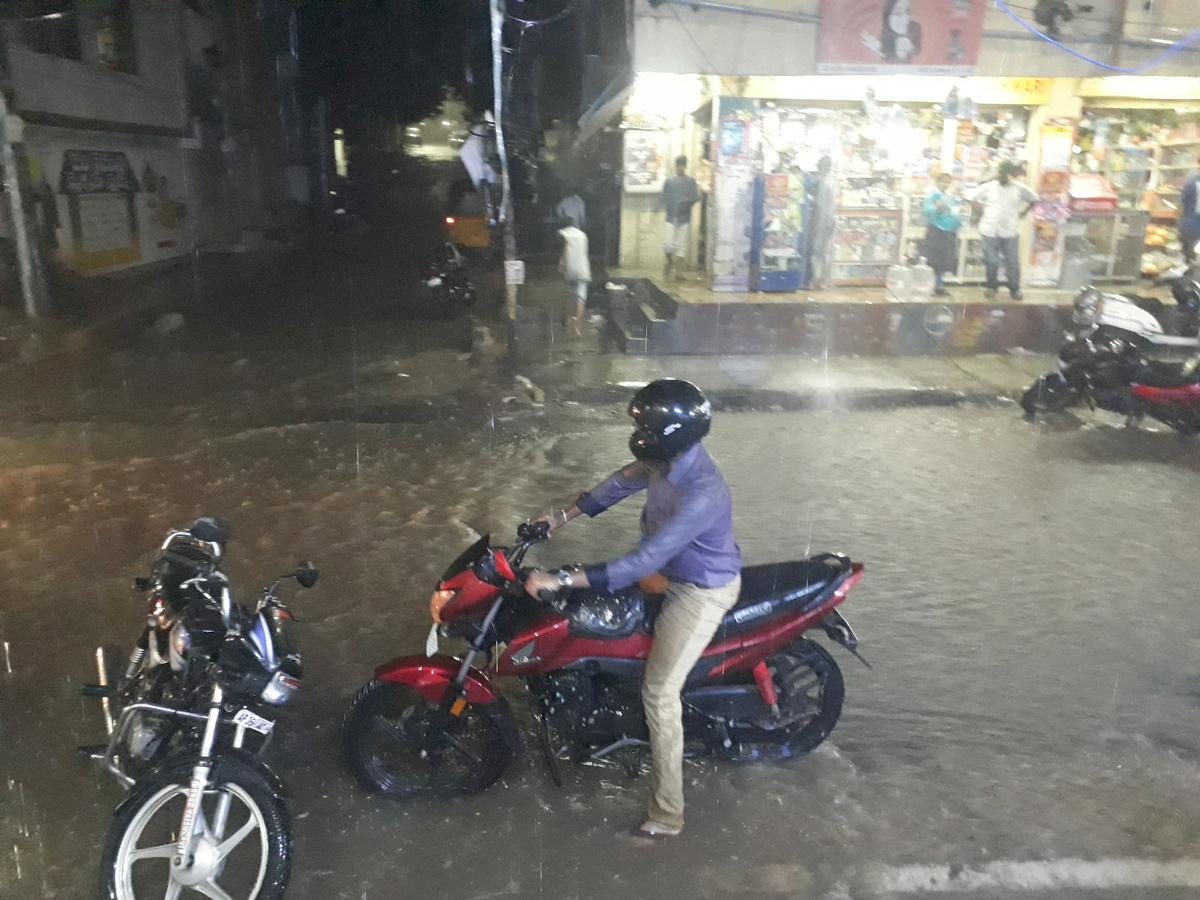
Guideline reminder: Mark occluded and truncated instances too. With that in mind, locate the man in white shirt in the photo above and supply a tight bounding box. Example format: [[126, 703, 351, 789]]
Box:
[[968, 161, 1038, 300], [557, 218, 591, 339]]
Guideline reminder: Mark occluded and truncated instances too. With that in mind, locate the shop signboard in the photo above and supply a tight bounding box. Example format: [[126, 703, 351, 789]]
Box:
[[58, 149, 142, 271], [816, 0, 986, 75]]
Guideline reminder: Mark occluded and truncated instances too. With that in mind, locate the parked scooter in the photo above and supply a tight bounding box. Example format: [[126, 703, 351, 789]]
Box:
[[342, 521, 866, 798], [1076, 264, 1200, 355], [81, 517, 318, 900]]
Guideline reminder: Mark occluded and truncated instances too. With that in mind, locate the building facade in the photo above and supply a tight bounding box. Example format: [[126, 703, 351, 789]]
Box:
[[0, 0, 313, 282]]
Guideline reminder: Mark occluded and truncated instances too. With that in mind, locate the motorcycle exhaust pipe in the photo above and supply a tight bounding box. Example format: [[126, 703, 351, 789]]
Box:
[[95, 647, 114, 736]]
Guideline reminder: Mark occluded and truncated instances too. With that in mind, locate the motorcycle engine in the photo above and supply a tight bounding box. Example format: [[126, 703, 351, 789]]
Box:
[[538, 672, 645, 747], [126, 713, 162, 760]]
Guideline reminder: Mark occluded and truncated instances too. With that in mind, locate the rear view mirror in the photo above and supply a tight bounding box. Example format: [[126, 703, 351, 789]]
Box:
[[190, 516, 231, 545], [295, 563, 319, 589]]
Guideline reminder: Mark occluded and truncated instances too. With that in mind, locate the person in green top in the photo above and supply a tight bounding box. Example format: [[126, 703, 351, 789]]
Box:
[[920, 172, 963, 297]]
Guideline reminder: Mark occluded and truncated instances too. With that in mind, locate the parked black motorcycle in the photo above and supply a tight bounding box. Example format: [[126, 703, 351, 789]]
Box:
[[81, 517, 317, 900], [419, 241, 475, 318], [1020, 323, 1200, 433]]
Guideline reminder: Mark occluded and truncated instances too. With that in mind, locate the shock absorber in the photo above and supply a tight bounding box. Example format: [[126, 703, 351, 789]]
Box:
[[124, 630, 149, 681]]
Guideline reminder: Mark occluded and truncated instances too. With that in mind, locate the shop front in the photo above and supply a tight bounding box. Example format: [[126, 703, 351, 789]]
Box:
[[617, 75, 1200, 294], [1072, 78, 1200, 278]]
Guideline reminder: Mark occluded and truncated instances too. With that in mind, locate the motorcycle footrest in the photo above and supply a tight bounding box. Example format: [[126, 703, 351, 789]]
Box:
[[82, 683, 115, 698], [77, 743, 107, 761]]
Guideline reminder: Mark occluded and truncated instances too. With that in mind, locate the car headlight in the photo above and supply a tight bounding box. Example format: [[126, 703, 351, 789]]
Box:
[[260, 671, 301, 705], [430, 588, 458, 623]]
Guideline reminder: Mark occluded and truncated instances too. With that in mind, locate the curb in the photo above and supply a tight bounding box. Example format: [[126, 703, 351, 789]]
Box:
[[543, 384, 1019, 411]]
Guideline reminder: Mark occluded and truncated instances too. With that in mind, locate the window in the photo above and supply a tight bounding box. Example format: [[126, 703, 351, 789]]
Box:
[[20, 1, 82, 61], [96, 0, 136, 74]]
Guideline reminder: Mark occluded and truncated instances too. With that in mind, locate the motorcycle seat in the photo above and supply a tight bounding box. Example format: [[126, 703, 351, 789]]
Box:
[[641, 553, 850, 638]]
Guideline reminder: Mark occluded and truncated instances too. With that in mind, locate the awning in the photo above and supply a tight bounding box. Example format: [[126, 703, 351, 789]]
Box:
[[575, 71, 634, 148]]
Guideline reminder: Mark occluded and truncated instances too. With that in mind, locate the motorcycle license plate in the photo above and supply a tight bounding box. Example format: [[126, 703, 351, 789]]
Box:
[[425, 622, 439, 658], [426, 277, 443, 287], [232, 709, 274, 735]]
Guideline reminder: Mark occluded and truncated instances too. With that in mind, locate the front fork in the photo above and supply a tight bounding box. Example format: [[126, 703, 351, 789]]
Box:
[[172, 685, 246, 872], [439, 595, 506, 718]]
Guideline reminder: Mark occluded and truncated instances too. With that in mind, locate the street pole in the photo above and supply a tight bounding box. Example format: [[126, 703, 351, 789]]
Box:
[[1111, 0, 1128, 69], [490, 0, 519, 323], [0, 92, 40, 319]]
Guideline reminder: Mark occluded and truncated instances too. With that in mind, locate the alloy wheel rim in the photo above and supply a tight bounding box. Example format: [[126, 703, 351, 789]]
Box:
[[114, 780, 269, 900]]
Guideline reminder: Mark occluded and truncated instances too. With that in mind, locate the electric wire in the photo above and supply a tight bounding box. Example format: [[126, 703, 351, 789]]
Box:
[[992, 0, 1200, 73]]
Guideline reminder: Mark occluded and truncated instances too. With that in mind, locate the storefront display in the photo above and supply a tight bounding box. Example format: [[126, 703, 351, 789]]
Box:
[[1073, 109, 1200, 271], [834, 210, 903, 284], [624, 73, 1200, 294]]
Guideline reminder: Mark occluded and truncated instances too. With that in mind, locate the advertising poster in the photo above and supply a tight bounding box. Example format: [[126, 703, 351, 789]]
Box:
[[817, 0, 986, 75], [623, 131, 669, 193], [58, 149, 142, 271]]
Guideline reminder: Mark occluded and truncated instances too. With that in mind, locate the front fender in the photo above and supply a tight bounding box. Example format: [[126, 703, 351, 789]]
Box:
[[374, 653, 499, 704], [113, 749, 288, 818]]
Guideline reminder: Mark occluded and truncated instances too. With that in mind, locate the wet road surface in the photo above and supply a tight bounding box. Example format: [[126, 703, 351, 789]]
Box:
[[2, 329, 1200, 899]]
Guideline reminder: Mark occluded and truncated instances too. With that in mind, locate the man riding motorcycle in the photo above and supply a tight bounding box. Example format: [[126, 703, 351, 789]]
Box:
[[525, 379, 741, 837]]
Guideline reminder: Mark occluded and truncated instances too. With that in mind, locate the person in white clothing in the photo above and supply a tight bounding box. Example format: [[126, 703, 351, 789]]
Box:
[[968, 161, 1038, 300], [557, 218, 591, 339], [658, 156, 699, 281]]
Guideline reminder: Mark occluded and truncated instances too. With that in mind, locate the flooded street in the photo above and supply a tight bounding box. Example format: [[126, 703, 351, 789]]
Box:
[[3, 318, 1200, 899]]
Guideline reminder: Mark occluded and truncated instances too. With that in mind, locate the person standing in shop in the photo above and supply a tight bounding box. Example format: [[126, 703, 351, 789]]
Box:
[[921, 172, 962, 297], [659, 156, 700, 281], [1178, 159, 1200, 264], [807, 155, 839, 290], [968, 160, 1037, 300]]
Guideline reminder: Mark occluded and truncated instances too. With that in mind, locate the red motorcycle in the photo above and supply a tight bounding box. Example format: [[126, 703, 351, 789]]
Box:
[[342, 522, 867, 797], [1129, 372, 1200, 435]]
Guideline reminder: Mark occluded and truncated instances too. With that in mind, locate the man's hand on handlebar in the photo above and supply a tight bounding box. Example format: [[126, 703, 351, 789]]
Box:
[[534, 504, 582, 534], [525, 572, 560, 601], [524, 566, 592, 601]]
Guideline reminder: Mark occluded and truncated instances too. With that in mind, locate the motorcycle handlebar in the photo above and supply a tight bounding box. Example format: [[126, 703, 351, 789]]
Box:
[[516, 520, 551, 543]]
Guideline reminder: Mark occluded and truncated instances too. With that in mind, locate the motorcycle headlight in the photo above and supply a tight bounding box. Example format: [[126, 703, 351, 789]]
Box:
[[168, 621, 190, 672], [260, 670, 301, 705], [430, 588, 458, 623]]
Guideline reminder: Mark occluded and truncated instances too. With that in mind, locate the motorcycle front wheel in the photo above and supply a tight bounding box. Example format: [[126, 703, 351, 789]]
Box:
[[100, 756, 291, 900], [1021, 373, 1077, 416], [720, 638, 845, 762], [342, 680, 514, 799]]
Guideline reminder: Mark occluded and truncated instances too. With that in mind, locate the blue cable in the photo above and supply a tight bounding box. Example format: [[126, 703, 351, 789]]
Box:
[[993, 0, 1200, 73]]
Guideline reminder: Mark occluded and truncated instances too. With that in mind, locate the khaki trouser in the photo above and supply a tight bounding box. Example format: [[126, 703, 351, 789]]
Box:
[[642, 575, 741, 830]]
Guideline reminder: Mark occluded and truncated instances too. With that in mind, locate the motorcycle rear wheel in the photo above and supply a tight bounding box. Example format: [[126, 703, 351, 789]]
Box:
[[100, 756, 290, 900], [342, 680, 514, 799], [720, 638, 844, 761], [1021, 374, 1077, 416]]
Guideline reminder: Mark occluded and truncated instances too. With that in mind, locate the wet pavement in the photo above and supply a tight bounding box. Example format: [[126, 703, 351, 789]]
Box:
[[3, 284, 1200, 899]]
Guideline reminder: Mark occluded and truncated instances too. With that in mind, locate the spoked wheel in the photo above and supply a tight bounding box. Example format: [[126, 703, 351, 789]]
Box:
[[1021, 373, 1077, 417], [100, 757, 290, 900], [342, 680, 514, 799], [721, 638, 844, 761]]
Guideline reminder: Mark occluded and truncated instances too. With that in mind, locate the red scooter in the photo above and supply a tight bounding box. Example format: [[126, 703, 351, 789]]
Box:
[[342, 522, 866, 798]]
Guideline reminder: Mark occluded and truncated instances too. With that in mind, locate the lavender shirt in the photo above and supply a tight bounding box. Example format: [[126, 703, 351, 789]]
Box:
[[579, 443, 742, 592]]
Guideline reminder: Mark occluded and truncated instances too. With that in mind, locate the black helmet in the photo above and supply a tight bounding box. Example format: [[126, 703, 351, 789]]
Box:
[[628, 379, 712, 462]]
